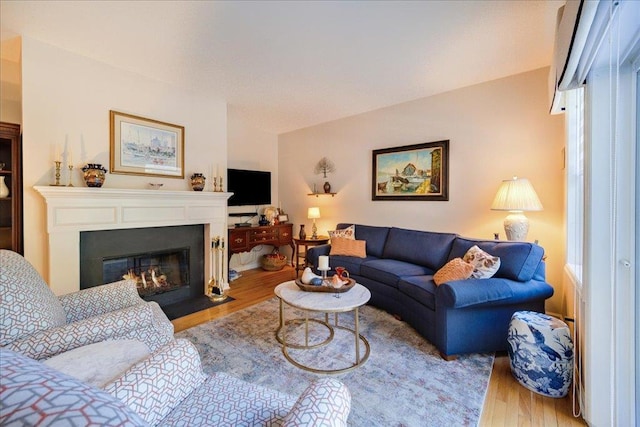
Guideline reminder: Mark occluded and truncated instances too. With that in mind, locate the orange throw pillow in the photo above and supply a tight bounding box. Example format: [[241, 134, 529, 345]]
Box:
[[433, 258, 474, 286], [330, 237, 367, 258]]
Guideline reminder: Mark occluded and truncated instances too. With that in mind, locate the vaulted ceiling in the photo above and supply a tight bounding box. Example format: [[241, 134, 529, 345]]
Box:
[[0, 0, 562, 134]]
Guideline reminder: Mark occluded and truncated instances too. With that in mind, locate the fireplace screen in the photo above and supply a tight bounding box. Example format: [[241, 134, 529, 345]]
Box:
[[103, 248, 190, 297]]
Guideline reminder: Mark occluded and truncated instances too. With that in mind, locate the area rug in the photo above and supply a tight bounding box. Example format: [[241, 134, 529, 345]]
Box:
[[176, 297, 493, 426], [162, 295, 234, 320]]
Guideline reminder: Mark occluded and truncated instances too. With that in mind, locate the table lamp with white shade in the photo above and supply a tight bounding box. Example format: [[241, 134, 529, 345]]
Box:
[[307, 207, 320, 239], [490, 177, 543, 241]]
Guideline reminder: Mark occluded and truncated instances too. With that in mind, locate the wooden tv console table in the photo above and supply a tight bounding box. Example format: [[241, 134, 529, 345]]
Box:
[[228, 223, 294, 261]]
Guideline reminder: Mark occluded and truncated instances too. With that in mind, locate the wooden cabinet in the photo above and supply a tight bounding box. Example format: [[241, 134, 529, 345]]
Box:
[[228, 223, 294, 261], [0, 122, 22, 254]]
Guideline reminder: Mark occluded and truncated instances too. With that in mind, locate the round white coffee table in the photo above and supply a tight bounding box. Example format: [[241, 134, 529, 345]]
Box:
[[274, 280, 371, 374]]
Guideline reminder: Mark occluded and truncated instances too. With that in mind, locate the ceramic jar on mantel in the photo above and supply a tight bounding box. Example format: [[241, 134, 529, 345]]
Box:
[[190, 173, 206, 191], [81, 164, 107, 188]]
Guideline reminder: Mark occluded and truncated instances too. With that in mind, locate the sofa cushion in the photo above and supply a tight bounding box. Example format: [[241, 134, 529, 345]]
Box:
[[161, 371, 296, 426], [330, 237, 367, 258], [43, 339, 151, 388], [398, 275, 437, 310], [337, 223, 390, 258], [448, 238, 544, 282], [328, 255, 379, 276], [104, 339, 206, 426], [329, 224, 355, 239], [0, 348, 147, 426], [360, 259, 432, 288], [433, 258, 474, 285], [463, 245, 501, 279], [0, 250, 67, 347], [382, 228, 457, 271]]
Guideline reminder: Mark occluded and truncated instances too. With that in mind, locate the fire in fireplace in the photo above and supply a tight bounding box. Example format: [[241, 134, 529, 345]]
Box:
[[80, 225, 204, 309], [103, 248, 190, 298]]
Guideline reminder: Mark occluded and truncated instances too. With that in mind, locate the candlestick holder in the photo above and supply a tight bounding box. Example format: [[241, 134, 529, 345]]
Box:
[[216, 176, 223, 192], [318, 267, 330, 285], [212, 176, 218, 192], [67, 165, 74, 187], [50, 161, 65, 186]]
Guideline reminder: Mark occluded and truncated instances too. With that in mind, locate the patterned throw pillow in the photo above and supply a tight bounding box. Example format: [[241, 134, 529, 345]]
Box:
[[329, 237, 366, 258], [433, 258, 474, 286], [328, 225, 355, 240], [463, 245, 501, 279]]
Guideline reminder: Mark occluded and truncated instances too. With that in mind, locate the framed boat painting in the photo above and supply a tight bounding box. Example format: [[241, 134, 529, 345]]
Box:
[[372, 140, 449, 201], [110, 110, 185, 178]]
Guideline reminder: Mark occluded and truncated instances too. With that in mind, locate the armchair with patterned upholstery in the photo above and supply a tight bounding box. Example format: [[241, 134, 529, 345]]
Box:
[[0, 249, 174, 360], [1, 339, 352, 426]]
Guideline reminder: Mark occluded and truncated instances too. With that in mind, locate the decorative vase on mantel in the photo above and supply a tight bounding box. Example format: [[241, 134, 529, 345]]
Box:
[[81, 164, 107, 188], [323, 181, 331, 193], [190, 173, 206, 191]]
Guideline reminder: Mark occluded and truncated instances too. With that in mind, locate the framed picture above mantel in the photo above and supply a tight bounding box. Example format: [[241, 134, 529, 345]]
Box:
[[110, 110, 185, 178], [372, 140, 449, 201]]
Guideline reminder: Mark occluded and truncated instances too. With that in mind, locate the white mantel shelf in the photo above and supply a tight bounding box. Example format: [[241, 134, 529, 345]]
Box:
[[34, 186, 232, 296]]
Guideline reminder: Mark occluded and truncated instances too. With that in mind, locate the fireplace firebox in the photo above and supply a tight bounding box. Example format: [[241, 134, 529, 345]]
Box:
[[80, 225, 204, 308]]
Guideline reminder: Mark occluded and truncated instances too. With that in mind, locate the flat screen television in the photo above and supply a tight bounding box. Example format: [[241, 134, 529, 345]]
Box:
[[227, 168, 271, 206]]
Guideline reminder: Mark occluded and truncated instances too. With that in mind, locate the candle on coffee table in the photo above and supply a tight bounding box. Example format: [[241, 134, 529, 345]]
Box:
[[318, 255, 329, 270]]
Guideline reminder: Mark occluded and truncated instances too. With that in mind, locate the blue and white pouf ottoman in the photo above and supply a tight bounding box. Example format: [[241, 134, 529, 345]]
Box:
[[507, 311, 574, 398]]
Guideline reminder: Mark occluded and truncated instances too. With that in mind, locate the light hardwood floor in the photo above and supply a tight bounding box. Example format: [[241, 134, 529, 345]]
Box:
[[172, 266, 586, 426]]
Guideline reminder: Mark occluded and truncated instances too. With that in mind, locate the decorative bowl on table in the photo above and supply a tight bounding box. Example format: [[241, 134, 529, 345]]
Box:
[[295, 277, 356, 293]]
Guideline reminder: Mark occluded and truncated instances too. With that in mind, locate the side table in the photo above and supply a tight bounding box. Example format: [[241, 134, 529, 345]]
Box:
[[293, 236, 329, 277]]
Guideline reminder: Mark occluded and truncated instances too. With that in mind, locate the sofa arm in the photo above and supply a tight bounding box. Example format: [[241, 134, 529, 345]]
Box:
[[5, 304, 156, 360], [437, 278, 554, 309], [59, 279, 143, 322], [306, 244, 331, 269], [104, 339, 206, 427], [282, 378, 351, 427]]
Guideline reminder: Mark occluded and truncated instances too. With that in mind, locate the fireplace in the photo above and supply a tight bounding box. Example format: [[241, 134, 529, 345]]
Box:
[[80, 225, 204, 308], [34, 186, 230, 298]]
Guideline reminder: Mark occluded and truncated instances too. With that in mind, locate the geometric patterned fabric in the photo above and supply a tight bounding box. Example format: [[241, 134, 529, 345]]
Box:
[[59, 279, 146, 323], [105, 339, 206, 426], [0, 249, 67, 346], [0, 340, 351, 427], [0, 347, 148, 426], [159, 371, 296, 426], [282, 378, 351, 426], [0, 249, 174, 360]]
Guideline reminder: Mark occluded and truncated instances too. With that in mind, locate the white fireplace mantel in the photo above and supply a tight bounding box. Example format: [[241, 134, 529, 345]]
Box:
[[34, 186, 231, 296]]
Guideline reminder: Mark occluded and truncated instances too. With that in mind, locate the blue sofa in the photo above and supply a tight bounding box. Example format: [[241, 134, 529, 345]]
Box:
[[307, 223, 554, 359]]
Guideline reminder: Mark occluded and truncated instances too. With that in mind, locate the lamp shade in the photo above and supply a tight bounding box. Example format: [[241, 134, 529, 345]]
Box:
[[307, 207, 321, 219], [491, 177, 543, 212]]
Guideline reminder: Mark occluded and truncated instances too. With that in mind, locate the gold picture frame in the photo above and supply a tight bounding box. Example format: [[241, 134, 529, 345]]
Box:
[[372, 140, 449, 201], [110, 110, 185, 178]]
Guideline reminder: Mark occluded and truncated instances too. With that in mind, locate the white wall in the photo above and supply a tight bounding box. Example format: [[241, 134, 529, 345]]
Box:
[[227, 105, 280, 271], [21, 37, 227, 288], [278, 68, 566, 314]]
